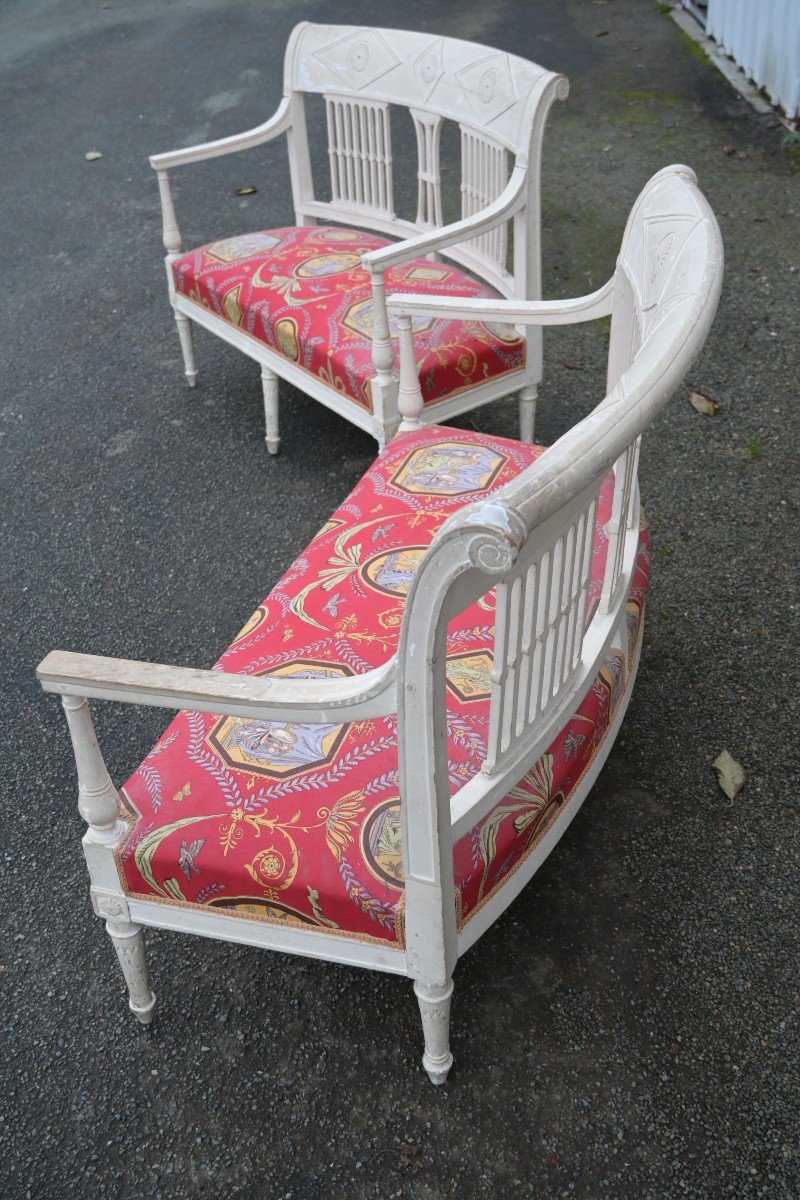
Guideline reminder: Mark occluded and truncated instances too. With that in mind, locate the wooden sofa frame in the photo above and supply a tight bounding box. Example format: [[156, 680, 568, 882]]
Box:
[[38, 166, 722, 1084], [149, 23, 568, 450]]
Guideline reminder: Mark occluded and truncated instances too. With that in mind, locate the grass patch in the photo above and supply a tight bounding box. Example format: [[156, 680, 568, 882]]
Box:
[[677, 27, 713, 68], [540, 196, 618, 282], [782, 131, 800, 173], [625, 88, 681, 108]]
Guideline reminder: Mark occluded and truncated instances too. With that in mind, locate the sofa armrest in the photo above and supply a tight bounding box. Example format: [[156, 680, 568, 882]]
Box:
[[360, 166, 529, 274], [37, 649, 398, 723], [387, 277, 616, 326], [149, 97, 292, 170]]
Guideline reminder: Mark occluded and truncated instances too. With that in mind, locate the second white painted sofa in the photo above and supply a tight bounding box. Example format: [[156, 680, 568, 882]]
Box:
[[150, 22, 568, 451]]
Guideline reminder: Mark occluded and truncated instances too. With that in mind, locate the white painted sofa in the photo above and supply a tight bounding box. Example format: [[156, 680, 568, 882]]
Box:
[[149, 23, 568, 451], [37, 167, 721, 1085]]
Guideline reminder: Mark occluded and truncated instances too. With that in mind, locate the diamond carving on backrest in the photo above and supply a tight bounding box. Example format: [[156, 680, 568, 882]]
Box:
[[314, 29, 401, 91], [456, 54, 517, 126], [413, 37, 445, 102]]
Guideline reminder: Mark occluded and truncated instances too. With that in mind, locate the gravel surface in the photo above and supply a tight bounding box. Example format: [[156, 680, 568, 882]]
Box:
[[1, 2, 798, 1197]]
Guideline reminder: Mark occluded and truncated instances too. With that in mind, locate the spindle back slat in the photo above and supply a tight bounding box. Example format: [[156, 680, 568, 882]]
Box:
[[325, 96, 394, 219], [484, 490, 600, 775], [459, 126, 510, 274], [411, 110, 444, 230]]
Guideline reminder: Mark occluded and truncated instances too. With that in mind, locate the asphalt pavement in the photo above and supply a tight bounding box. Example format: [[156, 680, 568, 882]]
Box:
[[1, 1, 798, 1197]]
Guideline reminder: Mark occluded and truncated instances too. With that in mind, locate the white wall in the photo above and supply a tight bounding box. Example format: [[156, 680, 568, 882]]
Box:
[[706, 0, 800, 120]]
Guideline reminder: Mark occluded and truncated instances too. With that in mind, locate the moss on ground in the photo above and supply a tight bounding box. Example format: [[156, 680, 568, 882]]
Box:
[[676, 26, 714, 67], [782, 132, 800, 173]]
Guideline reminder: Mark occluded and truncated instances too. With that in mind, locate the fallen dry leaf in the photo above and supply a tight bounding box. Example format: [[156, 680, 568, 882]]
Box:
[[397, 1144, 422, 1172], [561, 360, 584, 371], [234, 185, 257, 196], [712, 750, 746, 801], [84, 150, 103, 161], [687, 388, 719, 415]]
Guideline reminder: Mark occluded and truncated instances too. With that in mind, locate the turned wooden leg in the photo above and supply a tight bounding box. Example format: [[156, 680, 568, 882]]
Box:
[[261, 366, 280, 455], [518, 385, 537, 443], [414, 979, 454, 1085], [105, 917, 156, 1024], [174, 311, 197, 388]]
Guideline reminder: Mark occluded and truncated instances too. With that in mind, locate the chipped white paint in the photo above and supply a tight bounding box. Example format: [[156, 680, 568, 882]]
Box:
[[149, 23, 568, 449], [37, 167, 722, 1086]]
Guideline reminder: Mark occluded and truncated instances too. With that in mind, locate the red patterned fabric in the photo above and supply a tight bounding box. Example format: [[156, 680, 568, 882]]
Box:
[[172, 226, 524, 411], [119, 426, 650, 944]]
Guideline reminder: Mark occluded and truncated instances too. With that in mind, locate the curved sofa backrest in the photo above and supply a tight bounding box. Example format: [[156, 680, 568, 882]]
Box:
[[606, 164, 722, 394], [285, 23, 561, 153], [396, 165, 723, 935], [503, 165, 724, 536], [281, 23, 567, 298]]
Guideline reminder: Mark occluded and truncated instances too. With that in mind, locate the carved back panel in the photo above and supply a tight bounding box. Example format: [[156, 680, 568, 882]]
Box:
[[284, 24, 563, 290], [608, 168, 715, 391]]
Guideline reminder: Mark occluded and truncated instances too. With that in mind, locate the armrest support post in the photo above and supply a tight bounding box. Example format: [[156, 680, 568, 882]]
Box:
[[396, 315, 425, 431], [285, 91, 316, 226], [369, 271, 396, 388], [61, 695, 126, 845], [156, 169, 182, 260]]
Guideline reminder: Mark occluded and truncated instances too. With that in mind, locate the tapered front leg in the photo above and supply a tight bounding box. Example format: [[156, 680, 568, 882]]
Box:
[[414, 979, 454, 1085], [58, 696, 155, 1025], [105, 915, 156, 1024], [518, 385, 538, 443], [174, 312, 198, 388], [261, 366, 280, 455]]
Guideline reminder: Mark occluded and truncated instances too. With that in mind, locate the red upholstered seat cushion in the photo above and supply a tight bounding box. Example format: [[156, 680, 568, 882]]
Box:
[[119, 427, 650, 945], [172, 226, 524, 411]]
